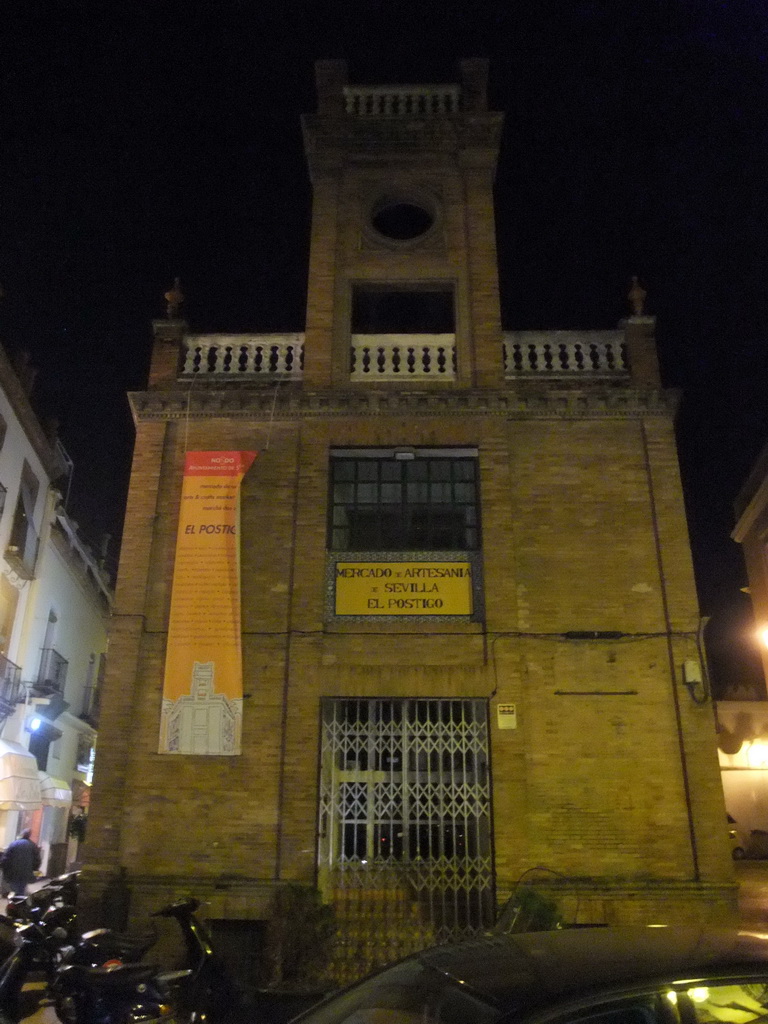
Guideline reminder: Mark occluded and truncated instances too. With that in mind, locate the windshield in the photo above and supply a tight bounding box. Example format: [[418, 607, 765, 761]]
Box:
[[296, 959, 502, 1024]]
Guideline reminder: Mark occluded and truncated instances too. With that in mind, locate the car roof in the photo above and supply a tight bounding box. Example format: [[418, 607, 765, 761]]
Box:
[[416, 928, 768, 1012]]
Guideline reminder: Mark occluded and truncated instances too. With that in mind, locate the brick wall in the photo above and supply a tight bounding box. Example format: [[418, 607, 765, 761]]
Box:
[[83, 404, 735, 930]]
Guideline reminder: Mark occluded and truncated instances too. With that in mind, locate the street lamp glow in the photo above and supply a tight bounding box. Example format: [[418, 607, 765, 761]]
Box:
[[759, 627, 768, 649], [747, 741, 768, 768]]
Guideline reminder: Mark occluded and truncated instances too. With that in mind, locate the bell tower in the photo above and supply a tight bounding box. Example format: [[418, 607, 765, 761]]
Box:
[[301, 59, 504, 388]]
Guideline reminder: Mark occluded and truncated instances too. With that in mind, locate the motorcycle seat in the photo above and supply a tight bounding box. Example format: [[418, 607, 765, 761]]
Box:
[[56, 961, 163, 991], [78, 926, 157, 959]]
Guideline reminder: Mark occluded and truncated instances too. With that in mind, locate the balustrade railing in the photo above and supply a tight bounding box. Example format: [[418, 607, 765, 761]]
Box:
[[181, 335, 304, 377], [0, 653, 22, 716], [503, 332, 628, 377], [350, 335, 456, 379], [175, 332, 630, 383], [80, 682, 101, 725], [36, 647, 68, 695], [344, 85, 461, 117]]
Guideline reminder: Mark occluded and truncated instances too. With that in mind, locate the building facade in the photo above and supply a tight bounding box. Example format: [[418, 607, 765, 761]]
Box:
[[0, 341, 111, 875], [733, 443, 768, 692], [717, 442, 768, 853], [84, 61, 734, 978]]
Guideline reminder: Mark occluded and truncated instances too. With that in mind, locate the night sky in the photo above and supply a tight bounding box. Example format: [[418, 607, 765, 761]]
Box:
[[2, 1, 767, 694]]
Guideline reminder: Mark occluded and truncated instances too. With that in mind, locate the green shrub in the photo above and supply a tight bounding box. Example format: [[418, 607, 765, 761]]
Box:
[[262, 884, 335, 991], [67, 814, 87, 843]]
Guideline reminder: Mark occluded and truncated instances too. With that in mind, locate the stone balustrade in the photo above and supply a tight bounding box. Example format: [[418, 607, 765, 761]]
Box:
[[503, 331, 628, 377], [181, 334, 304, 376], [343, 85, 461, 117], [178, 331, 630, 382], [350, 335, 456, 379]]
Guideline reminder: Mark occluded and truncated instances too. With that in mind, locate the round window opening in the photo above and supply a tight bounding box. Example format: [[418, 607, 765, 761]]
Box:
[[371, 201, 434, 241]]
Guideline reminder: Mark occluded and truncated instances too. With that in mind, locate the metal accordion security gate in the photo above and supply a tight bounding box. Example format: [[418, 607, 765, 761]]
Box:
[[318, 697, 493, 978]]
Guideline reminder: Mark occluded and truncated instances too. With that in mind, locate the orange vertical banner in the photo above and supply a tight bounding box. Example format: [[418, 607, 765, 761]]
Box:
[[159, 450, 257, 754]]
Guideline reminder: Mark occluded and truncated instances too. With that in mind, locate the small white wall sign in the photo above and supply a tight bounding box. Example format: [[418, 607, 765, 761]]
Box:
[[497, 703, 517, 730]]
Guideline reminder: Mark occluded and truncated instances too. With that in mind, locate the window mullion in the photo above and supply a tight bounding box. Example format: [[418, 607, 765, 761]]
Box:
[[399, 459, 408, 550]]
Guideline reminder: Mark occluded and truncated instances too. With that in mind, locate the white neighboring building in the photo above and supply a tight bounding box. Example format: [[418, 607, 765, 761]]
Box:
[[0, 342, 112, 875]]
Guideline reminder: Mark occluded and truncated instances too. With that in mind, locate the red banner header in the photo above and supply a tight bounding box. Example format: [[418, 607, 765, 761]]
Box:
[[183, 451, 257, 477]]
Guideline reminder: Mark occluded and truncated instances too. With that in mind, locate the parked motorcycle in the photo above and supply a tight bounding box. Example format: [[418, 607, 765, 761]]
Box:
[[0, 893, 238, 1023], [51, 959, 190, 1024], [4, 871, 80, 925], [0, 912, 71, 1022], [0, 906, 185, 1024], [4, 870, 155, 973], [0, 872, 80, 963], [150, 896, 239, 1023]]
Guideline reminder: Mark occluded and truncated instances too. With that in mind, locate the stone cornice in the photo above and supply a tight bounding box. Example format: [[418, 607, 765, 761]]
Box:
[[49, 520, 114, 609], [129, 384, 679, 423], [302, 113, 504, 171]]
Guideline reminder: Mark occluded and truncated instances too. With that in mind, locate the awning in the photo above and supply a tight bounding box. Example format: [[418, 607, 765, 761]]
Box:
[[38, 772, 72, 808], [0, 740, 42, 811]]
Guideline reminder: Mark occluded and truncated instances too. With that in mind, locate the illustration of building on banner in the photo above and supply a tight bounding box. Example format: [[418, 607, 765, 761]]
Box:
[[160, 661, 242, 755]]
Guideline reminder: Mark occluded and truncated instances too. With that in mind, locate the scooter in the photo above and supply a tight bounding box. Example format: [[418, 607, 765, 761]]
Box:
[[51, 959, 190, 1024], [0, 894, 237, 1023], [0, 908, 186, 1024], [52, 896, 236, 1023], [0, 872, 81, 964], [149, 897, 238, 1023], [3, 871, 154, 976], [4, 872, 80, 926], [0, 914, 69, 1023]]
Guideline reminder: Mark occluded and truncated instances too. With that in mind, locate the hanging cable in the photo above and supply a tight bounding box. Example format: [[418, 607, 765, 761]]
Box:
[[183, 371, 196, 454], [264, 375, 283, 451]]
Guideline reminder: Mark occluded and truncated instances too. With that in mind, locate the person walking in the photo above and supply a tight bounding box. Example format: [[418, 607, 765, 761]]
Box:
[[1, 828, 41, 896]]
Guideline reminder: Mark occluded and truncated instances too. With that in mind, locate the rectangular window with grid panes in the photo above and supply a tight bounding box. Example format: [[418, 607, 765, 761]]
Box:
[[329, 448, 479, 552]]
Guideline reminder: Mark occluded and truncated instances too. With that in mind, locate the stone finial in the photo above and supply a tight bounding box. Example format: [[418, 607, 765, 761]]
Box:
[[628, 275, 647, 317], [164, 277, 184, 319]]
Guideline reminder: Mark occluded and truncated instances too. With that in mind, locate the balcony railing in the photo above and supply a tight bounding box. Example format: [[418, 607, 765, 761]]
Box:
[[344, 85, 461, 117], [503, 331, 628, 377], [181, 334, 304, 377], [174, 332, 632, 383], [80, 682, 101, 726], [350, 335, 456, 379], [36, 647, 68, 695], [0, 653, 22, 717], [81, 652, 105, 726]]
